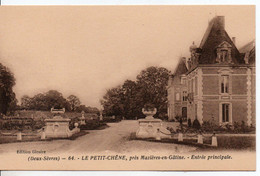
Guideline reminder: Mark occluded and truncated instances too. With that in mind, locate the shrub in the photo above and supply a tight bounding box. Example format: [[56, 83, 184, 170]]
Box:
[[201, 120, 256, 134], [175, 115, 182, 122], [192, 118, 201, 129], [79, 120, 106, 130], [166, 127, 175, 133], [102, 116, 121, 123], [168, 119, 175, 122], [143, 103, 155, 111], [33, 120, 45, 130], [188, 118, 192, 127]]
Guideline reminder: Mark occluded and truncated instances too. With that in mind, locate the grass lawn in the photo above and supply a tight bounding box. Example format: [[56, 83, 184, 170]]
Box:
[[131, 132, 255, 151], [201, 136, 255, 151], [0, 131, 88, 144]]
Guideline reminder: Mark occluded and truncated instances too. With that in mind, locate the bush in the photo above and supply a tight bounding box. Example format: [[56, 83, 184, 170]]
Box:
[[175, 115, 182, 122], [33, 120, 45, 130], [233, 121, 255, 133], [143, 103, 155, 111], [168, 119, 175, 122], [102, 116, 121, 123], [79, 120, 106, 130], [188, 118, 192, 127], [201, 120, 256, 134], [158, 113, 168, 121], [166, 127, 176, 133], [201, 120, 218, 132], [192, 119, 201, 129]]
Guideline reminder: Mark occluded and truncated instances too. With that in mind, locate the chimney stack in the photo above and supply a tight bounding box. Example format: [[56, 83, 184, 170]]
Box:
[[232, 37, 236, 45], [216, 16, 225, 29]]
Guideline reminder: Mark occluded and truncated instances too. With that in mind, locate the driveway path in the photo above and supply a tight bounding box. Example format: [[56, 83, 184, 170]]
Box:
[[0, 120, 196, 154]]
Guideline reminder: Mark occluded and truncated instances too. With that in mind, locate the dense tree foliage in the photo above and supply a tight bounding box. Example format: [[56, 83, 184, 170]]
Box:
[[0, 63, 17, 116], [20, 91, 98, 113], [75, 104, 99, 114], [100, 66, 170, 119], [21, 90, 67, 111], [67, 95, 81, 112], [101, 86, 124, 117], [136, 66, 170, 117]]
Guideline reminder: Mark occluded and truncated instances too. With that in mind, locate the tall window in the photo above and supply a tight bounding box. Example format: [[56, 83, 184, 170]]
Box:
[[191, 79, 194, 93], [195, 77, 198, 95], [221, 75, 229, 93], [222, 104, 230, 122], [195, 104, 197, 118], [188, 80, 190, 93], [176, 93, 180, 101], [182, 91, 187, 101]]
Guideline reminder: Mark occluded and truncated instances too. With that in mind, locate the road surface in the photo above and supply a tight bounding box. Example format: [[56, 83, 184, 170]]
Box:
[[0, 120, 196, 154]]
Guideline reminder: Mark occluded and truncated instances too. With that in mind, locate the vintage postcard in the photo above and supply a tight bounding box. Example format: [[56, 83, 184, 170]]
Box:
[[0, 5, 256, 170]]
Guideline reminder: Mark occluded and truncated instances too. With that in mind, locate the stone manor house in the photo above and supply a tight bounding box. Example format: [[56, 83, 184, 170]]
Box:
[[167, 16, 255, 126]]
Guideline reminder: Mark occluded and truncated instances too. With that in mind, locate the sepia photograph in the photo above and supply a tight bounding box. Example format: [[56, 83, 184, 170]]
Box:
[[0, 5, 256, 170]]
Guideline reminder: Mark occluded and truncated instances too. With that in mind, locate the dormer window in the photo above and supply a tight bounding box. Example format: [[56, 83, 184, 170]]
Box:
[[220, 49, 228, 62], [216, 41, 232, 64], [181, 77, 186, 85]]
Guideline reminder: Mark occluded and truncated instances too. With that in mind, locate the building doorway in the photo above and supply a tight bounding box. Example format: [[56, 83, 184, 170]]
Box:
[[182, 107, 187, 121]]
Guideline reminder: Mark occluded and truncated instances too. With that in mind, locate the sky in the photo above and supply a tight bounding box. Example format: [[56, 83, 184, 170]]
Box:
[[0, 6, 255, 108]]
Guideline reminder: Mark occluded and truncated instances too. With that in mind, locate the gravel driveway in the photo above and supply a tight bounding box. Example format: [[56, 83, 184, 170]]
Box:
[[0, 120, 196, 154]]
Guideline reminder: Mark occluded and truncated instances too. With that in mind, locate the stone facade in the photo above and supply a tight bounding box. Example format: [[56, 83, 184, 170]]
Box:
[[167, 58, 188, 121], [167, 16, 255, 126]]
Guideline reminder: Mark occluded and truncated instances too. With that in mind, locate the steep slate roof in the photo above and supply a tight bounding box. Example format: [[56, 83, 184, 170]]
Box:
[[239, 39, 255, 53], [174, 57, 188, 75], [198, 16, 244, 64], [249, 47, 255, 65], [239, 40, 255, 65]]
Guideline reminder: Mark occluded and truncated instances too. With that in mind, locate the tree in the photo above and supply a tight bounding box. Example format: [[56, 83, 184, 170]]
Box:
[[74, 105, 99, 114], [121, 80, 140, 119], [136, 66, 170, 118], [100, 86, 124, 117], [0, 63, 16, 116], [75, 105, 87, 113], [6, 93, 18, 115], [21, 95, 32, 110], [20, 90, 99, 113], [100, 66, 170, 119], [44, 90, 67, 110], [31, 93, 48, 110], [85, 106, 99, 114], [67, 95, 81, 112], [20, 90, 68, 111]]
